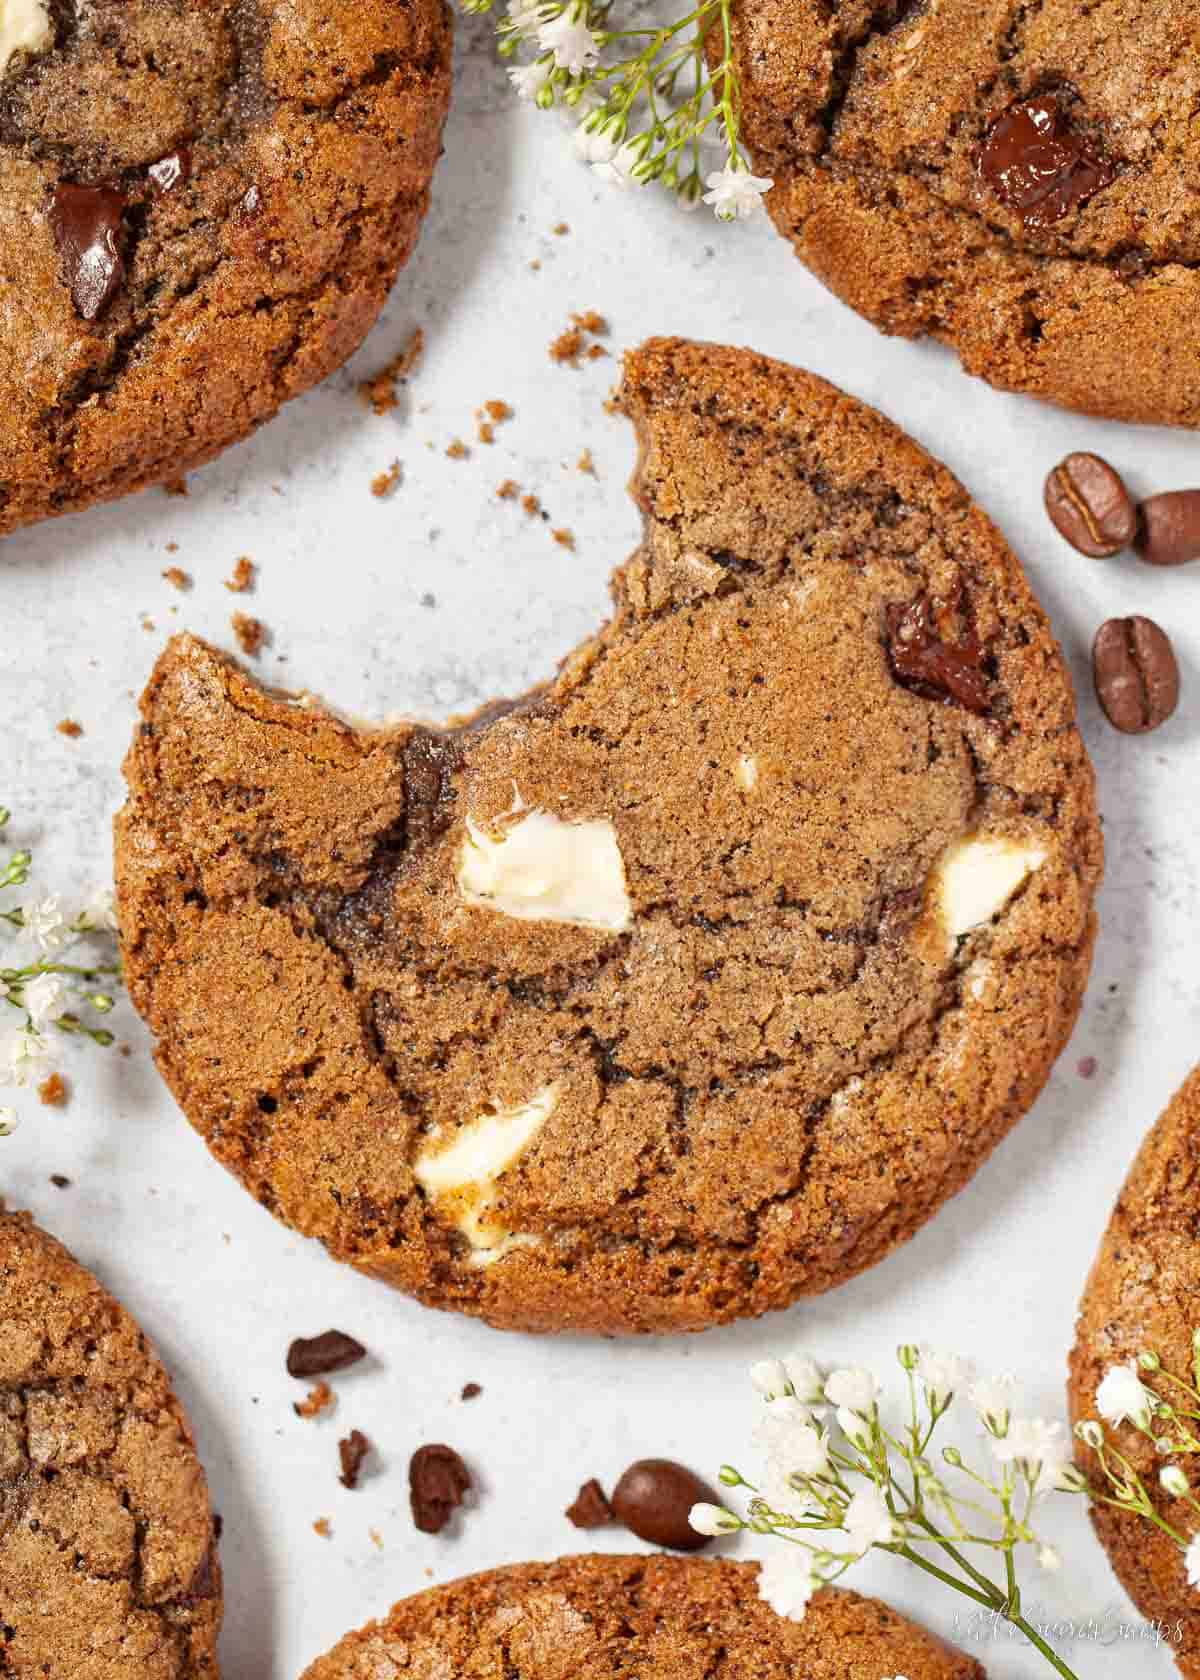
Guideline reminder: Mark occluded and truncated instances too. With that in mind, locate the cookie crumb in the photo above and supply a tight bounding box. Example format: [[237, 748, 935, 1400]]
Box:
[[313, 1517, 332, 1539], [231, 613, 266, 657], [359, 328, 425, 415], [460, 1382, 482, 1401], [566, 1478, 614, 1529], [371, 461, 403, 498], [550, 327, 584, 365], [56, 719, 83, 739], [49, 1173, 71, 1189], [162, 566, 191, 590], [577, 448, 596, 476], [1077, 1056, 1098, 1079], [294, 1380, 335, 1420], [224, 557, 255, 593], [586, 343, 609, 361], [552, 222, 569, 236], [550, 312, 609, 366], [369, 1527, 384, 1550], [497, 479, 519, 501], [446, 438, 469, 460], [163, 477, 188, 497], [338, 1429, 371, 1490], [574, 310, 608, 335], [287, 1331, 367, 1378], [552, 528, 575, 551], [521, 493, 541, 518], [165, 541, 180, 555], [38, 1073, 68, 1107]]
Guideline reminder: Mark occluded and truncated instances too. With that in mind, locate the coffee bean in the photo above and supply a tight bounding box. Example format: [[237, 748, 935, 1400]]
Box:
[[1092, 616, 1180, 734], [1134, 491, 1200, 567], [610, 1458, 719, 1552], [409, 1443, 471, 1534], [286, 1330, 366, 1379], [565, 1477, 614, 1529], [1044, 454, 1136, 558]]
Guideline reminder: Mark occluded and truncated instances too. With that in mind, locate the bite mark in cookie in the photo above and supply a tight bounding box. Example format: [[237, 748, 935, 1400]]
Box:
[[116, 338, 1101, 1335]]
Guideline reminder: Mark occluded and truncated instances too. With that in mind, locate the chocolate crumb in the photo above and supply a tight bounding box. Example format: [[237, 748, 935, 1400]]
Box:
[[359, 328, 425, 415], [224, 557, 255, 593], [56, 719, 83, 739], [409, 1443, 471, 1534], [338, 1429, 371, 1489], [566, 1478, 614, 1528], [287, 1330, 367, 1379], [162, 566, 191, 590], [231, 613, 266, 657], [460, 1382, 482, 1401], [371, 461, 403, 498], [294, 1380, 335, 1419], [49, 1173, 71, 1189], [1078, 1056, 1098, 1079], [38, 1073, 68, 1107]]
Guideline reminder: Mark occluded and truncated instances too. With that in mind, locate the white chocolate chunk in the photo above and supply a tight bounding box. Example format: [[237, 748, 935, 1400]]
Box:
[[933, 835, 1046, 952], [733, 754, 759, 792], [0, 0, 52, 77], [413, 1085, 557, 1267], [458, 808, 632, 932]]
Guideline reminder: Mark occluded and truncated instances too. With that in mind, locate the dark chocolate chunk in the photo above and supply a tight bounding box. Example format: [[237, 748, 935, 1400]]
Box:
[[565, 1477, 614, 1529], [460, 1381, 482, 1401], [409, 1443, 471, 1534], [884, 595, 990, 714], [49, 183, 128, 321], [978, 93, 1116, 230], [338, 1429, 371, 1489], [286, 1330, 366, 1379]]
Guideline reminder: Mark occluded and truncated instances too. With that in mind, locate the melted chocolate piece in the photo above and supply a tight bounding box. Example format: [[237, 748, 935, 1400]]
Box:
[[49, 183, 127, 321], [149, 148, 193, 194], [978, 93, 1116, 230], [884, 595, 991, 715]]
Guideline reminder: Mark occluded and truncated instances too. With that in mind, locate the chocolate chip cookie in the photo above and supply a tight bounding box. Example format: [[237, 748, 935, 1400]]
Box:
[[116, 337, 1102, 1334], [0, 1209, 221, 1677], [1070, 1068, 1200, 1676], [300, 1555, 984, 1680], [0, 0, 451, 536], [731, 0, 1200, 426]]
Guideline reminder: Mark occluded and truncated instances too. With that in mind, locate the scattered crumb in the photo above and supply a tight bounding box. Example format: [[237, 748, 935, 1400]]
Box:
[[566, 1478, 614, 1529], [552, 528, 576, 551], [553, 222, 569, 236], [485, 399, 513, 422], [369, 1528, 384, 1550], [359, 328, 425, 415], [521, 493, 541, 518], [163, 477, 188, 497], [313, 1518, 332, 1539], [586, 343, 609, 361], [50, 1173, 71, 1189], [475, 400, 513, 446], [461, 1382, 482, 1401], [477, 420, 496, 444], [420, 592, 437, 609], [231, 613, 266, 657], [1077, 1056, 1098, 1079], [497, 479, 519, 501], [446, 438, 469, 460], [371, 460, 403, 499], [577, 448, 596, 476], [224, 557, 255, 593], [165, 541, 180, 555], [550, 327, 584, 365], [294, 1381, 335, 1420], [38, 1073, 68, 1107], [574, 310, 607, 334], [529, 259, 542, 272], [56, 719, 83, 739], [162, 566, 191, 590], [338, 1429, 371, 1490], [550, 312, 609, 366], [141, 617, 156, 633]]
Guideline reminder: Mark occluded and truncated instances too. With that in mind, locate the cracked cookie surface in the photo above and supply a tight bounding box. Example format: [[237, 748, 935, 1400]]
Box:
[[300, 1554, 985, 1679], [1070, 1068, 1200, 1679], [0, 0, 452, 536], [0, 1209, 221, 1678], [732, 0, 1200, 426], [116, 337, 1102, 1335]]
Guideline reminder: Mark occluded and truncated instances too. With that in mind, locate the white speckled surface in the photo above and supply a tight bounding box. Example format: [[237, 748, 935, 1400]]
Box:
[[3, 20, 1200, 1677]]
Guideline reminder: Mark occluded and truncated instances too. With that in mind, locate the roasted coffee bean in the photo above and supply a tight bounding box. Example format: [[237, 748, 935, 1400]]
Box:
[[977, 93, 1116, 230], [565, 1477, 614, 1529], [610, 1458, 719, 1552], [338, 1429, 371, 1490], [1092, 616, 1179, 734], [1044, 454, 1136, 558], [1134, 491, 1200, 568], [286, 1330, 366, 1378], [884, 595, 990, 714], [49, 183, 128, 321], [409, 1443, 471, 1534]]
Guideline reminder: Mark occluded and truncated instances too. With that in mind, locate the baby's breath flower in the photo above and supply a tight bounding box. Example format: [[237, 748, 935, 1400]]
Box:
[[1037, 1544, 1062, 1572], [77, 886, 118, 934], [701, 162, 772, 221], [508, 55, 554, 100], [990, 1418, 1073, 1501], [836, 1405, 871, 1451], [537, 9, 600, 74], [23, 895, 67, 953], [1161, 1465, 1190, 1498], [756, 1548, 816, 1619], [1096, 1361, 1156, 1430], [843, 1485, 898, 1555], [0, 1106, 18, 1137], [918, 1349, 973, 1410], [23, 972, 71, 1031], [824, 1367, 877, 1414], [969, 1373, 1016, 1437], [0, 1027, 48, 1088], [688, 1502, 739, 1537]]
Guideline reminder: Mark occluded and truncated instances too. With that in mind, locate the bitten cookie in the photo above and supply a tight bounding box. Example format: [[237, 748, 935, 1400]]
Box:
[[0, 1210, 221, 1678], [0, 0, 451, 536], [299, 1554, 984, 1680], [116, 337, 1102, 1335], [1070, 1068, 1200, 1677], [730, 0, 1200, 426]]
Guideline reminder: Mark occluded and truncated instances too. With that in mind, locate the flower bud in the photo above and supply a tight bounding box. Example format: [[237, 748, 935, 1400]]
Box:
[[1161, 1465, 1190, 1498], [897, 1344, 920, 1371], [1138, 1351, 1162, 1372], [1075, 1420, 1104, 1449]]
